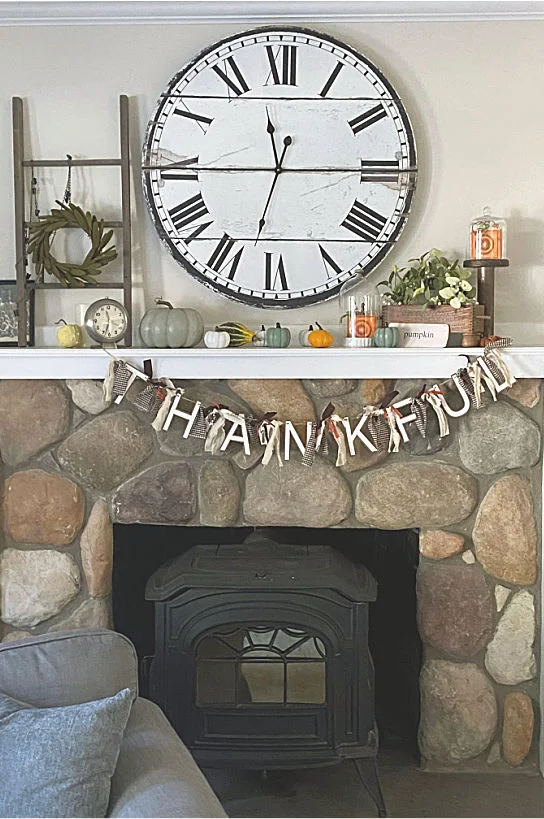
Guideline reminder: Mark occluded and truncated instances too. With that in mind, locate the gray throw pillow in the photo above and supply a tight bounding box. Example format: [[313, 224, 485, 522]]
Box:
[[0, 687, 132, 818]]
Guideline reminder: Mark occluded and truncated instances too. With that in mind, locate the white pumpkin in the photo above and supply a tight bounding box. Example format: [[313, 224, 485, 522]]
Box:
[[253, 325, 267, 347], [139, 298, 204, 348], [204, 328, 230, 348], [299, 325, 314, 347]]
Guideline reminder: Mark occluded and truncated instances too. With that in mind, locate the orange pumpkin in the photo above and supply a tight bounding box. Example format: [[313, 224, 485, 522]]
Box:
[[308, 323, 334, 348]]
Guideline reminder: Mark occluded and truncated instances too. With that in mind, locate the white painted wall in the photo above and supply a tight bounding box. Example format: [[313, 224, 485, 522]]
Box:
[[0, 19, 542, 344]]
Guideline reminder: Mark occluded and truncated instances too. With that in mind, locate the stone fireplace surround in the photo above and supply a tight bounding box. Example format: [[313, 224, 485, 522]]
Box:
[[0, 375, 541, 774]]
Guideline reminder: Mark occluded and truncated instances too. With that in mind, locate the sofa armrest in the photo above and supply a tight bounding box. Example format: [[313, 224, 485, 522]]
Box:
[[108, 697, 226, 818]]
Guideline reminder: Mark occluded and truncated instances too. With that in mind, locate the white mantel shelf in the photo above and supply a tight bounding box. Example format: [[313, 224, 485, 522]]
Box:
[[0, 346, 542, 381]]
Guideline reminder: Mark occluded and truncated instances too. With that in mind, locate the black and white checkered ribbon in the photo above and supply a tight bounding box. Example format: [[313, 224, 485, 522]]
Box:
[[410, 396, 428, 438], [112, 360, 133, 399], [132, 384, 162, 414], [367, 412, 390, 452], [456, 367, 478, 408], [188, 404, 208, 439]]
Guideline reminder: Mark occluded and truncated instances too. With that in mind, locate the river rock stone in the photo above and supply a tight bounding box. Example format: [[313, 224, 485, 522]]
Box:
[[473, 476, 536, 584], [243, 459, 352, 527], [417, 563, 493, 658], [81, 499, 113, 597], [459, 402, 540, 474], [461, 550, 475, 564], [502, 693, 534, 766], [419, 660, 497, 763], [113, 462, 196, 524], [304, 380, 357, 397], [66, 379, 111, 415], [229, 379, 316, 423], [495, 585, 511, 612], [341, 444, 388, 474], [0, 380, 70, 466], [485, 590, 536, 685], [199, 461, 240, 526], [3, 469, 85, 545], [419, 530, 464, 560], [233, 445, 264, 470], [487, 742, 501, 765], [355, 463, 478, 529], [362, 379, 395, 406], [0, 548, 80, 627], [57, 411, 154, 491], [507, 379, 541, 408], [48, 597, 111, 632]]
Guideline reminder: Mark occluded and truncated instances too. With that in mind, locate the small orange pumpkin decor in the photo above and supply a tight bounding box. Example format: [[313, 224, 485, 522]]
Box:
[[308, 322, 334, 348]]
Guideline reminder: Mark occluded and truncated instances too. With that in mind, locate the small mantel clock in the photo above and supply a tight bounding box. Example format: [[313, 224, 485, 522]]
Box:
[[142, 27, 417, 308]]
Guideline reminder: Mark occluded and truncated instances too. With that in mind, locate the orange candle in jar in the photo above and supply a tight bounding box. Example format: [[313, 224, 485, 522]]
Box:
[[471, 227, 503, 259], [347, 312, 378, 338]]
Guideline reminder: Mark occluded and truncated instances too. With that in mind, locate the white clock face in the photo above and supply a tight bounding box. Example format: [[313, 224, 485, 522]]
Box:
[[88, 301, 127, 342], [143, 27, 417, 308]]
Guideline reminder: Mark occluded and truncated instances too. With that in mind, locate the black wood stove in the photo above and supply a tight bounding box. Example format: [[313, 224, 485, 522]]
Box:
[[145, 535, 386, 815]]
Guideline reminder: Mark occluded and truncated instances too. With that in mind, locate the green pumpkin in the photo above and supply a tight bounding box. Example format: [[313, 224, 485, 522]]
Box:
[[265, 322, 291, 348], [373, 326, 398, 348], [139, 298, 204, 348]]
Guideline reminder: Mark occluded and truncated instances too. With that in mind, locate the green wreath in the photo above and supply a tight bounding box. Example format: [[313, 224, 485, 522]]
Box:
[[27, 201, 117, 288]]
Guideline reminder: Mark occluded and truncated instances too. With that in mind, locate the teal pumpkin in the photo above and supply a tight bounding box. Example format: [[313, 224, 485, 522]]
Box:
[[265, 322, 291, 348], [373, 326, 398, 348]]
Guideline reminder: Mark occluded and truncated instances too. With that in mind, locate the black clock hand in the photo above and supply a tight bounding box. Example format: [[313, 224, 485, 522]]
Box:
[[255, 135, 292, 245], [266, 107, 279, 167]]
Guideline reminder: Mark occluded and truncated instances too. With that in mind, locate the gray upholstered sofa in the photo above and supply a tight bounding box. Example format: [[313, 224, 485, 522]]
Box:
[[0, 628, 227, 818]]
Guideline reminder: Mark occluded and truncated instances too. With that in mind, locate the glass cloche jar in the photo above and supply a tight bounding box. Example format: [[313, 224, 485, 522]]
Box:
[[340, 272, 382, 348], [469, 207, 506, 260]]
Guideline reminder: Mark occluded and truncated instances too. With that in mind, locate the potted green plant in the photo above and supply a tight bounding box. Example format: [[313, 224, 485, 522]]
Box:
[[378, 248, 475, 307], [379, 249, 484, 345]]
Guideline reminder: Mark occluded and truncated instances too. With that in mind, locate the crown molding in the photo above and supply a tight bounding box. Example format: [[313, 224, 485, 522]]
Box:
[[1, 1, 544, 26]]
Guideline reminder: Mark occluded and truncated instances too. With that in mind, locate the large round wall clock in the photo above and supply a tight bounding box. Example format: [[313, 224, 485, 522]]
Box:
[[142, 27, 417, 308]]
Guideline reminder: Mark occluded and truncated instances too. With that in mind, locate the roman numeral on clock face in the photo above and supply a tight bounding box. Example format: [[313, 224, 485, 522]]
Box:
[[319, 61, 344, 97], [169, 193, 209, 232], [212, 56, 250, 96], [360, 159, 400, 183], [319, 244, 342, 278], [342, 201, 387, 241], [207, 234, 243, 280], [266, 44, 297, 85], [265, 253, 288, 291], [161, 157, 199, 182], [349, 104, 387, 135], [173, 108, 214, 132]]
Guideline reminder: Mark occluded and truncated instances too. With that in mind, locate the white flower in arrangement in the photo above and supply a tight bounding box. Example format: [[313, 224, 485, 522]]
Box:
[[460, 280, 473, 292], [450, 296, 463, 309], [438, 287, 455, 300]]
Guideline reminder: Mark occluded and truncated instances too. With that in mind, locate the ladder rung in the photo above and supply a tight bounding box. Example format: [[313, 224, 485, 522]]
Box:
[[22, 159, 122, 168], [32, 282, 124, 290], [24, 220, 123, 228]]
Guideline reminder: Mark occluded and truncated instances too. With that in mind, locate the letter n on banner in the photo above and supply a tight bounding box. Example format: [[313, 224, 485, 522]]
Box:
[[284, 421, 314, 461]]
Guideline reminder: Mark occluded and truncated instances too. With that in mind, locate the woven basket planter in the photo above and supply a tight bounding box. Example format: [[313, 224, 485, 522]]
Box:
[[382, 303, 485, 346]]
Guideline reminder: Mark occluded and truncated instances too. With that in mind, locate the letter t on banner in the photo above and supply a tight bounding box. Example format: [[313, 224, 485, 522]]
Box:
[[163, 395, 202, 436]]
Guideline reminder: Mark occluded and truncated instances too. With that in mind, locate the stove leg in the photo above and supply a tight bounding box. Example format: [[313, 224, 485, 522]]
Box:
[[353, 757, 387, 817]]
